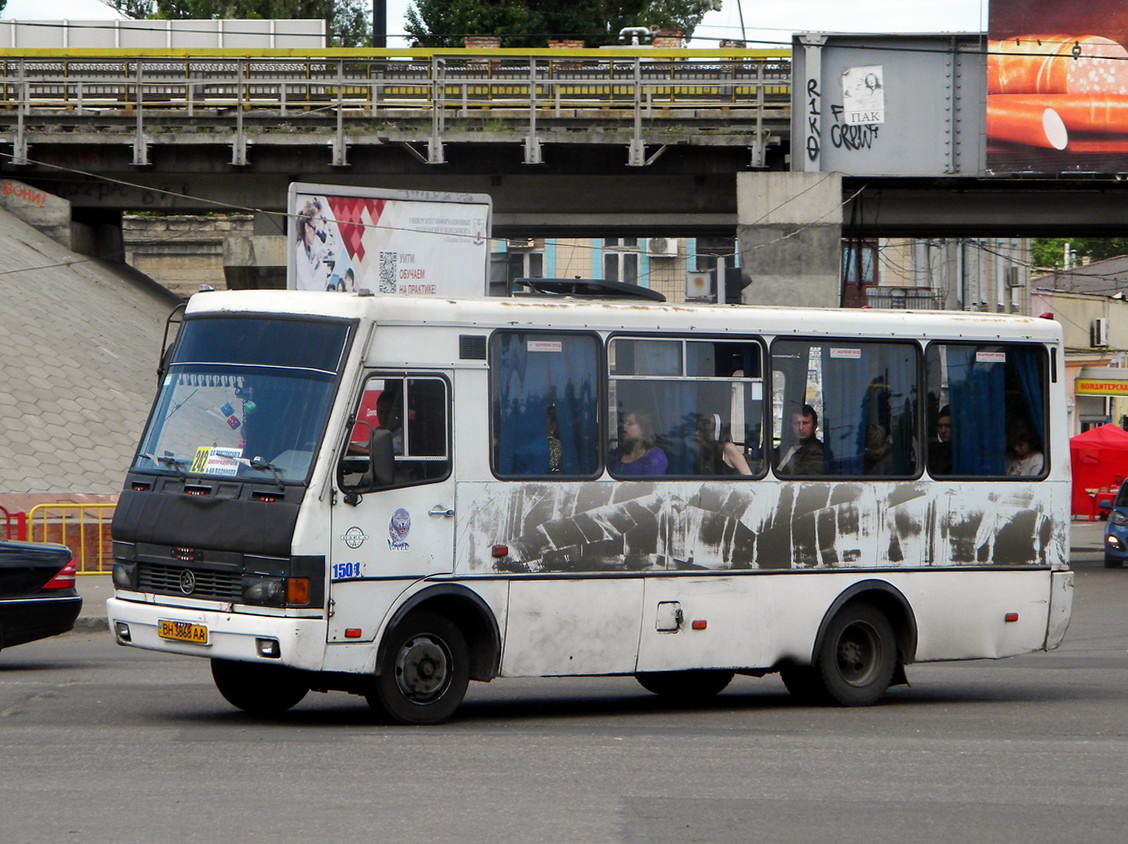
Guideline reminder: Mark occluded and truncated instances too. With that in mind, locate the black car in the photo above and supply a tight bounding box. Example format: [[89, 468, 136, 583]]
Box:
[[0, 539, 82, 651]]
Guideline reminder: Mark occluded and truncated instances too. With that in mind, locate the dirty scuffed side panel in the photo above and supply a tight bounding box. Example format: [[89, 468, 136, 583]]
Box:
[[455, 480, 1066, 574]]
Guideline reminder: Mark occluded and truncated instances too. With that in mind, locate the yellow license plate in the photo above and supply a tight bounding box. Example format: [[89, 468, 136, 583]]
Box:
[[158, 619, 209, 645]]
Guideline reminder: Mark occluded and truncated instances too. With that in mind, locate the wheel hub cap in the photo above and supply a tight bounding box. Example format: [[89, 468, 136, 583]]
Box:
[[395, 635, 449, 701]]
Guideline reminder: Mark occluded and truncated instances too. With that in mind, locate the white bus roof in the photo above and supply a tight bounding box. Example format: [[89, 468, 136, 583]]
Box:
[[185, 290, 1063, 343]]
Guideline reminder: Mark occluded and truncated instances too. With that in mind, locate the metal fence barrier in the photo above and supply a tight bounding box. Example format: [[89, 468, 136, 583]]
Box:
[[25, 502, 115, 575]]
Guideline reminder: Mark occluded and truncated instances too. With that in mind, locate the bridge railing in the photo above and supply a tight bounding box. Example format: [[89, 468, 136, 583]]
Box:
[[0, 48, 791, 166], [0, 51, 791, 114]]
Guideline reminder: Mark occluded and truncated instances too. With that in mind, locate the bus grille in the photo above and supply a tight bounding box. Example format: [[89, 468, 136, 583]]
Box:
[[138, 563, 242, 601]]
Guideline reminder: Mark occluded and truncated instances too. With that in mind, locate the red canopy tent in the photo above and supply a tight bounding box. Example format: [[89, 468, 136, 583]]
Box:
[[1069, 424, 1128, 516]]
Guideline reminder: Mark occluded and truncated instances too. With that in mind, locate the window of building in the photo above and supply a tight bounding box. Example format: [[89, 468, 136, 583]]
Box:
[[925, 344, 1047, 478], [607, 337, 765, 478], [604, 238, 640, 284], [491, 331, 601, 477], [507, 251, 544, 285], [770, 340, 919, 477], [842, 238, 879, 308], [694, 237, 737, 274]]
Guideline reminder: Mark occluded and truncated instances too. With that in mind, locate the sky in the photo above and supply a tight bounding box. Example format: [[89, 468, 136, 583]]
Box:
[[0, 0, 990, 47]]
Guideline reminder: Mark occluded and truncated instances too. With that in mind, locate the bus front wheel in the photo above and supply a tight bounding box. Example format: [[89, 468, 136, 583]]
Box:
[[366, 612, 470, 725], [210, 658, 309, 715], [635, 669, 734, 702]]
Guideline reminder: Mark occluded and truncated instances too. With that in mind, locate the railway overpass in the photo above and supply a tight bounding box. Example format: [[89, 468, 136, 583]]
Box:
[[4, 40, 1128, 306]]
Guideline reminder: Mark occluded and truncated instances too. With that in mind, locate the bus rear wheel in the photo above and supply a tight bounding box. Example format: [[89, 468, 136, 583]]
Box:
[[366, 612, 469, 725], [211, 658, 309, 715], [635, 669, 734, 702], [812, 603, 897, 706]]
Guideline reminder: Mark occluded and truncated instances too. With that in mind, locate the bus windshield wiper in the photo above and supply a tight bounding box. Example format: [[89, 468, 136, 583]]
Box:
[[140, 453, 187, 476], [249, 456, 286, 491]]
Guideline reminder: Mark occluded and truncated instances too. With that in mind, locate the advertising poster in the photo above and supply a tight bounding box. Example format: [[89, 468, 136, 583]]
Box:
[[287, 183, 492, 296], [988, 2, 1128, 172], [841, 65, 885, 126]]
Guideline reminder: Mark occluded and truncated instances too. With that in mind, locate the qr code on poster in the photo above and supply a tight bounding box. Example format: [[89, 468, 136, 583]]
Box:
[[379, 251, 397, 293]]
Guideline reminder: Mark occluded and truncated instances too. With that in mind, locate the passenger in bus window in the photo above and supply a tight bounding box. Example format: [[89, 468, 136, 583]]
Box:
[[694, 413, 752, 476], [609, 411, 668, 476], [928, 406, 952, 475], [863, 422, 893, 475], [545, 403, 562, 473], [1006, 421, 1045, 477], [775, 404, 824, 475]]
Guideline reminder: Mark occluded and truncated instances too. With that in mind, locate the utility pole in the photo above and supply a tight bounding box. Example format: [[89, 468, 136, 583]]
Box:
[[373, 0, 387, 48]]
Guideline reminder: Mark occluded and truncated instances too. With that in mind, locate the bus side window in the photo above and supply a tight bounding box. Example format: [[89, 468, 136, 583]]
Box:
[[340, 375, 450, 490], [926, 343, 1047, 479], [490, 331, 601, 478], [771, 339, 919, 478], [607, 337, 765, 478]]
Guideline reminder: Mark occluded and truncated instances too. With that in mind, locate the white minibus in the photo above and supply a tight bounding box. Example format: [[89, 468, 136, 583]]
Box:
[[108, 288, 1073, 723]]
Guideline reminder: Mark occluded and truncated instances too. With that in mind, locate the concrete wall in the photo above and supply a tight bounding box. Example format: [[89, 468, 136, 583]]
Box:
[[224, 235, 288, 290], [123, 214, 253, 298], [0, 19, 325, 49], [736, 171, 842, 307], [0, 178, 72, 248]]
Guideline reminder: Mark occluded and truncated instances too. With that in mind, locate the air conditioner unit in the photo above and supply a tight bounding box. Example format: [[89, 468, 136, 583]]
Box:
[[507, 238, 535, 250], [1091, 317, 1110, 348], [648, 237, 679, 257]]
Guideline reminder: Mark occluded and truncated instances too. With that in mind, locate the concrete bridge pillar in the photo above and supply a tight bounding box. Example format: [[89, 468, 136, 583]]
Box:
[[736, 171, 842, 308]]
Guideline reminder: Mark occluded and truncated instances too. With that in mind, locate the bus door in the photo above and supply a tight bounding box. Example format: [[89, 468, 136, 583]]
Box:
[[328, 373, 454, 642]]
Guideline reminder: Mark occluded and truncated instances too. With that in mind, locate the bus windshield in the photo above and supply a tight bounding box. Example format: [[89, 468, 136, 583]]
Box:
[[134, 316, 351, 483]]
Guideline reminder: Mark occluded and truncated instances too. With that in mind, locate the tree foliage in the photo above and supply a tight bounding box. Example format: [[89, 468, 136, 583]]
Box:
[[1032, 237, 1128, 269], [405, 0, 723, 47], [107, 0, 371, 47]]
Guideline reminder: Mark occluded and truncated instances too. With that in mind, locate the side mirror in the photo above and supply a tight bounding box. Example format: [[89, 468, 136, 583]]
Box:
[[370, 428, 395, 486], [1099, 499, 1113, 511], [339, 421, 376, 496]]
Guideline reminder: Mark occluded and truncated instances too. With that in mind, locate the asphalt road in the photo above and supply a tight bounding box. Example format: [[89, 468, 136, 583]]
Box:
[[2, 524, 1125, 844]]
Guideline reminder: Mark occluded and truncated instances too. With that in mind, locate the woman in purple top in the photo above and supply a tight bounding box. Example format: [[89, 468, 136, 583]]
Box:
[[610, 411, 668, 476]]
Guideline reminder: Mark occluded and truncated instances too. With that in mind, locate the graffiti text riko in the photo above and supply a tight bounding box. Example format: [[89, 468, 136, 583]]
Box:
[[805, 77, 821, 161]]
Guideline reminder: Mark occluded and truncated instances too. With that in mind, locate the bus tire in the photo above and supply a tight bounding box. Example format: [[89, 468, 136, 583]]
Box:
[[366, 612, 469, 725], [210, 658, 309, 715], [814, 603, 897, 706], [635, 669, 734, 702], [780, 666, 828, 705]]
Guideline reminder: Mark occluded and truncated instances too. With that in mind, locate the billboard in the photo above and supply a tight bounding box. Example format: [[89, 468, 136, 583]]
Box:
[[287, 184, 492, 296], [988, 2, 1128, 173]]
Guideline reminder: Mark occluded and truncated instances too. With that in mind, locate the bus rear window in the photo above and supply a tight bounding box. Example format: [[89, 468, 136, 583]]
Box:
[[925, 343, 1047, 478]]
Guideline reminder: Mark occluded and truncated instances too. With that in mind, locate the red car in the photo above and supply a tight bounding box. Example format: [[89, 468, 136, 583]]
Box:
[[0, 539, 82, 651]]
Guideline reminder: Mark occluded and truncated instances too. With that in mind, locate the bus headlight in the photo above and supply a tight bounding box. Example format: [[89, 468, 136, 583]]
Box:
[[112, 562, 139, 590], [242, 575, 286, 607]]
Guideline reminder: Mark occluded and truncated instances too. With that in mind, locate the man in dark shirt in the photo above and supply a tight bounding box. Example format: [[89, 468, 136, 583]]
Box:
[[776, 404, 824, 475], [928, 406, 952, 475]]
